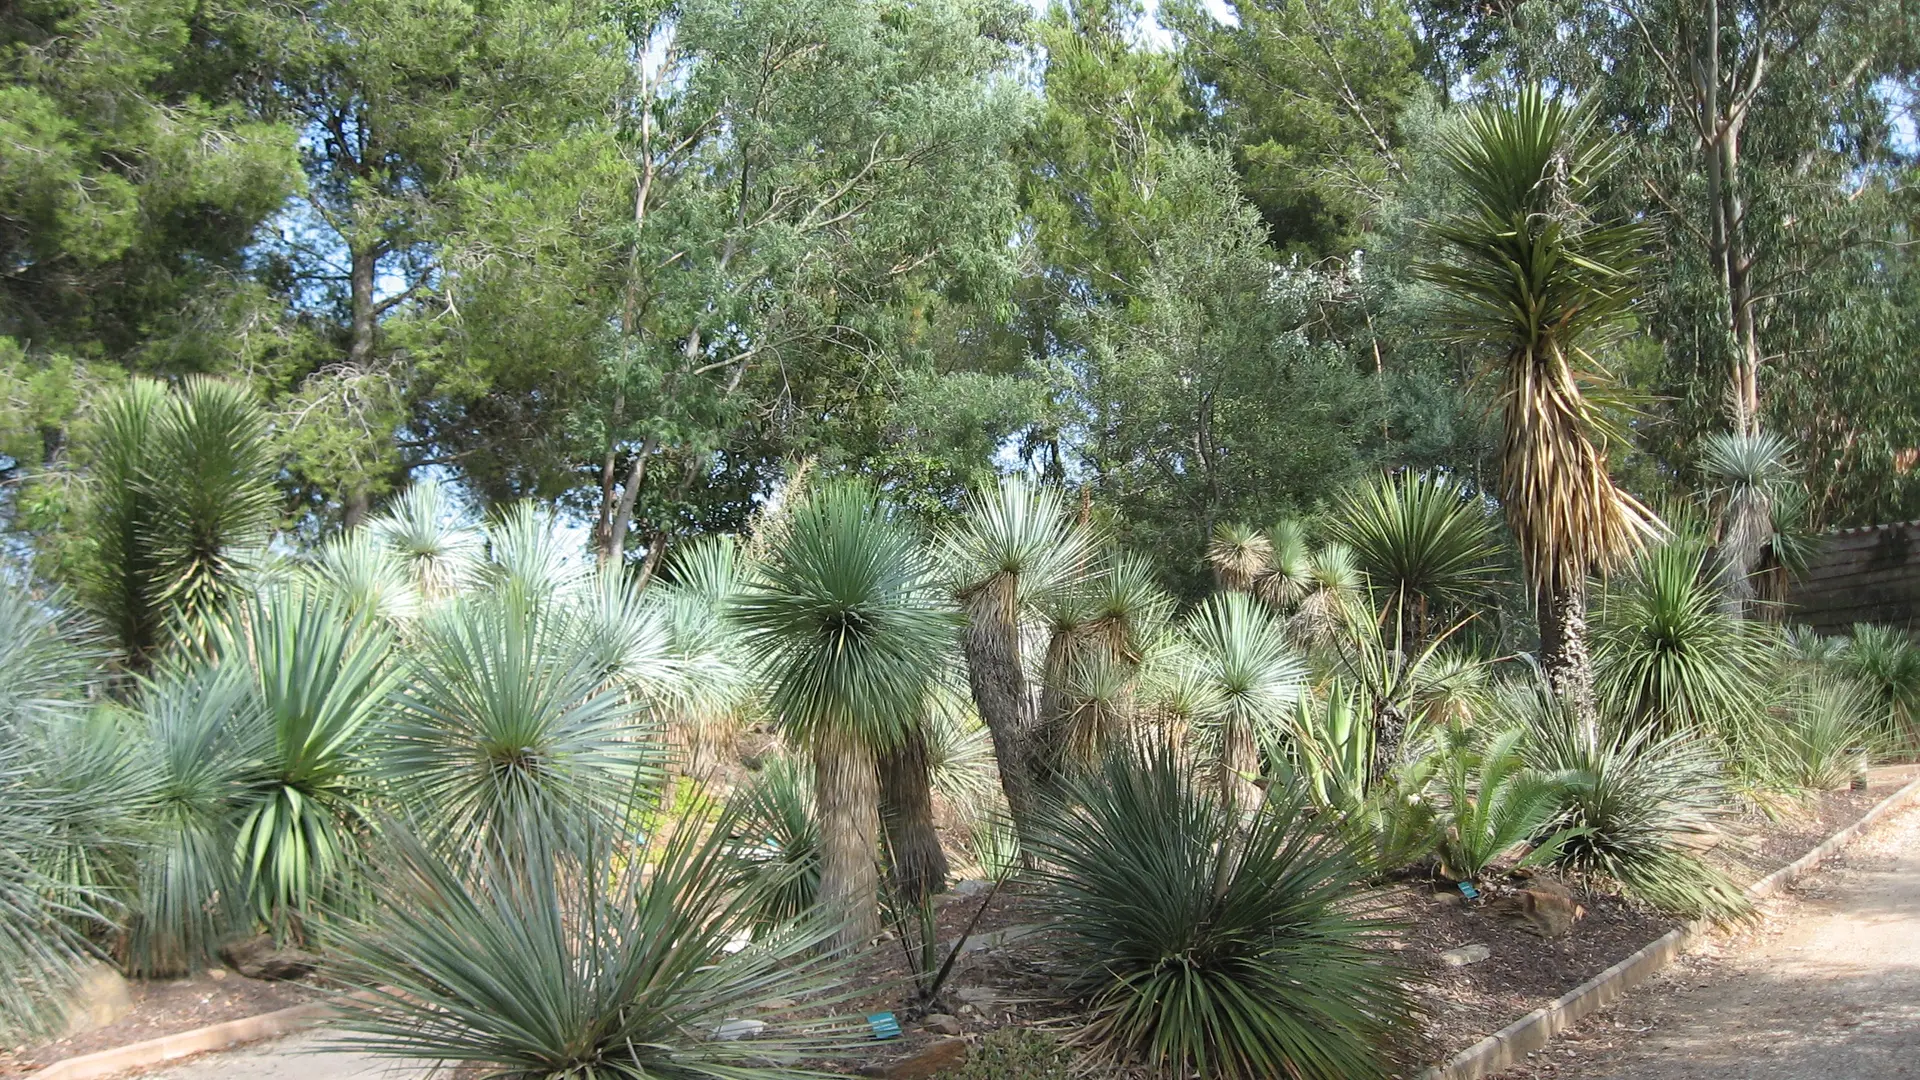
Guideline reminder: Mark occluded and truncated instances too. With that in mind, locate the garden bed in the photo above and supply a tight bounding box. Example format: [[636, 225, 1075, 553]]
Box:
[[0, 971, 316, 1076]]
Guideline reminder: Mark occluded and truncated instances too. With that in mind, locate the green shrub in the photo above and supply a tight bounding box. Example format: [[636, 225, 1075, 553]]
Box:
[[1031, 744, 1412, 1080], [948, 1028, 1073, 1080], [1432, 726, 1579, 884]]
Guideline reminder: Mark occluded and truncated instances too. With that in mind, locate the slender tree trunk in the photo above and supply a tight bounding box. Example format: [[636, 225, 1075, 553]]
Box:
[[604, 433, 659, 562], [877, 727, 948, 904], [1217, 718, 1263, 815], [1539, 581, 1598, 742], [348, 244, 378, 370], [342, 491, 370, 530], [813, 729, 881, 953], [960, 587, 1040, 838]]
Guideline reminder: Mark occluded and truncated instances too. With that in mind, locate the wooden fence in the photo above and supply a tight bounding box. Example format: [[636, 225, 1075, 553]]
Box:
[[1785, 520, 1920, 635]]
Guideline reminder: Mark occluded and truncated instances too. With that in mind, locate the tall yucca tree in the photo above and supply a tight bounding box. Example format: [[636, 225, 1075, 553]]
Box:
[[1419, 87, 1660, 727], [735, 482, 956, 951], [940, 477, 1096, 837], [1698, 431, 1798, 616], [74, 377, 278, 670], [1329, 471, 1502, 644]]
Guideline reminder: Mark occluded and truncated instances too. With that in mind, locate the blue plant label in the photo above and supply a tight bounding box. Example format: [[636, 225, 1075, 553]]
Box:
[[1457, 881, 1479, 900], [867, 1012, 903, 1040]]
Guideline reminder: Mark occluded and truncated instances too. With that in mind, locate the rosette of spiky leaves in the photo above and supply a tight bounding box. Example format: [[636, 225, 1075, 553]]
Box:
[[1032, 744, 1412, 1080], [1768, 677, 1880, 793], [1291, 543, 1363, 647], [1841, 623, 1920, 746], [725, 754, 821, 928], [310, 529, 420, 624], [1207, 522, 1272, 594], [1180, 592, 1305, 805], [325, 811, 863, 1079], [1523, 697, 1746, 918], [122, 661, 256, 976], [220, 585, 400, 927], [1330, 471, 1502, 641], [1416, 87, 1661, 607], [1698, 430, 1797, 608], [1255, 518, 1315, 612], [367, 480, 484, 601], [385, 593, 664, 856], [1594, 534, 1772, 740], [481, 502, 593, 609], [733, 480, 956, 951], [922, 678, 1000, 812]]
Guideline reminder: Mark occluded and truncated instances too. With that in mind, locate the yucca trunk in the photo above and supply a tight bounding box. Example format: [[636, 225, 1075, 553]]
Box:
[[1217, 719, 1264, 814], [812, 729, 881, 952], [961, 586, 1041, 833], [877, 727, 948, 904], [1538, 582, 1598, 739]]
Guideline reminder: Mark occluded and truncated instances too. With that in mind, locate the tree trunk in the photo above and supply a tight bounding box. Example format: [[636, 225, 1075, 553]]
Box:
[[877, 726, 948, 904], [342, 490, 370, 530], [960, 586, 1041, 838], [1538, 581, 1598, 742], [348, 244, 378, 370], [813, 729, 881, 953], [1217, 718, 1263, 815]]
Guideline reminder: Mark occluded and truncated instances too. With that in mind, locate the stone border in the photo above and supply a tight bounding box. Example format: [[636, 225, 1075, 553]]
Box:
[[34, 1001, 336, 1080], [1420, 771, 1920, 1080]]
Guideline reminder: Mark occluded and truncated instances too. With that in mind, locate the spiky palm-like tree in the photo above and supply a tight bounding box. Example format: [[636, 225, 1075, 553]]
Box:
[[940, 478, 1096, 837], [366, 479, 484, 601], [1206, 523, 1272, 594], [1180, 592, 1306, 810], [1698, 431, 1798, 616], [1329, 471, 1502, 643], [1255, 518, 1314, 611], [73, 377, 278, 670], [735, 482, 956, 951], [1419, 87, 1660, 727]]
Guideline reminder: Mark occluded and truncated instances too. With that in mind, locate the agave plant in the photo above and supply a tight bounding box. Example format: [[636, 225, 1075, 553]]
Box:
[[1418, 87, 1661, 721], [1329, 471, 1501, 642], [325, 812, 861, 1079], [1032, 744, 1411, 1080], [734, 480, 956, 951]]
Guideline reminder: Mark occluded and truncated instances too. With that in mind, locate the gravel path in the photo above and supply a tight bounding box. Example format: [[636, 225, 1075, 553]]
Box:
[[130, 1030, 419, 1079], [1501, 800, 1920, 1079]]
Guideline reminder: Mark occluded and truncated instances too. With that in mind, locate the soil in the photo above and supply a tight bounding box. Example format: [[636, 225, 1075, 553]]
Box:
[[0, 971, 317, 1076]]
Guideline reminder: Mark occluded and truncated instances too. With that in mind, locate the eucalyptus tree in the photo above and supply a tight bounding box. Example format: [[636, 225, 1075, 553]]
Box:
[[734, 482, 956, 950], [1418, 89, 1660, 727]]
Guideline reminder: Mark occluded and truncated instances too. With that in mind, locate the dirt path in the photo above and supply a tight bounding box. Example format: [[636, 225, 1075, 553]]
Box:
[[129, 1031, 416, 1079], [1500, 800, 1920, 1079]]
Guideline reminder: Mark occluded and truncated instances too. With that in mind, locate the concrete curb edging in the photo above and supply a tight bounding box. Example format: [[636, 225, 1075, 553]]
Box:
[[1420, 772, 1920, 1080], [34, 1001, 336, 1080]]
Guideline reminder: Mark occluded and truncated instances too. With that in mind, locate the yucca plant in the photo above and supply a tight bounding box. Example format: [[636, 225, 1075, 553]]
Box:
[[325, 811, 862, 1079], [71, 376, 278, 669], [1767, 676, 1878, 793], [1255, 517, 1315, 611], [941, 477, 1098, 835], [1698, 431, 1797, 615], [384, 592, 665, 856], [121, 661, 255, 976], [726, 754, 821, 928], [734, 480, 956, 951], [1329, 471, 1501, 643], [1207, 522, 1272, 594], [218, 585, 401, 931], [366, 479, 484, 600], [1418, 87, 1661, 723], [1180, 591, 1305, 810], [1594, 534, 1772, 740], [1032, 744, 1412, 1080], [1841, 623, 1920, 748], [1524, 699, 1746, 918]]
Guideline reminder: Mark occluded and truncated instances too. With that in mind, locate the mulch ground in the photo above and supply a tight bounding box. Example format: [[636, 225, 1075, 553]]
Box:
[[0, 970, 317, 1076]]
